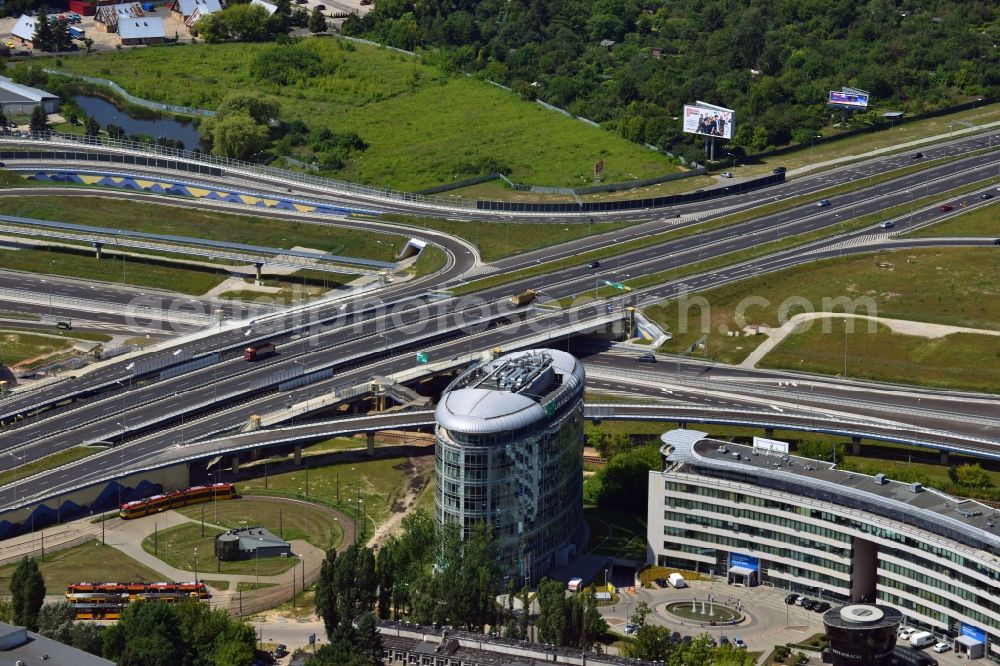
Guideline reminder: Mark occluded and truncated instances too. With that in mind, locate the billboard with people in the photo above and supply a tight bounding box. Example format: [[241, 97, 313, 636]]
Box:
[[682, 102, 734, 140], [828, 89, 870, 109]]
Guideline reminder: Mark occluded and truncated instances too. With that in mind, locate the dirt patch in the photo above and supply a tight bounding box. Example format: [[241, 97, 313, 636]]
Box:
[[367, 455, 433, 548]]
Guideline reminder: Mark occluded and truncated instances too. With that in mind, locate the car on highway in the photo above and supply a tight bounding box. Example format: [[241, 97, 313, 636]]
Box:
[[784, 594, 799, 605], [635, 353, 657, 363], [720, 171, 733, 178], [939, 204, 954, 212], [733, 637, 746, 649], [981, 192, 993, 200], [994, 239, 1000, 246], [879, 221, 895, 229], [816, 199, 831, 207], [588, 260, 601, 268], [812, 601, 831, 612], [912, 152, 924, 159], [932, 642, 951, 653], [772, 166, 786, 174]]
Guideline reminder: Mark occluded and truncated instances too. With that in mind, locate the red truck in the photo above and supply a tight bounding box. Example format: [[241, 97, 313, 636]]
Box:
[[244, 342, 276, 361]]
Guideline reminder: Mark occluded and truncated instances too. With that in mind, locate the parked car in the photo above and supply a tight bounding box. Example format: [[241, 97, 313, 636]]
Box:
[[816, 199, 831, 207], [939, 204, 954, 212], [653, 578, 668, 588], [720, 171, 733, 178], [625, 624, 638, 635], [932, 642, 951, 653], [635, 353, 657, 363], [588, 260, 601, 268], [812, 601, 831, 612], [912, 152, 924, 159], [315, 3, 325, 8], [794, 596, 807, 606], [733, 637, 746, 649], [670, 632, 682, 644], [879, 221, 895, 229], [899, 627, 917, 640], [801, 598, 816, 610], [784, 594, 800, 605], [772, 166, 786, 174], [719, 636, 730, 646], [681, 635, 692, 645]]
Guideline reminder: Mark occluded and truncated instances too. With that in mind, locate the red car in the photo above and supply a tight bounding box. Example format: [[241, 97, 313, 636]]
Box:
[[939, 205, 954, 212]]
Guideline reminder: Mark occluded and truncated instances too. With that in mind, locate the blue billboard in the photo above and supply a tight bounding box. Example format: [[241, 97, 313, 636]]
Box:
[[960, 623, 987, 644], [729, 553, 759, 571], [828, 90, 869, 109]]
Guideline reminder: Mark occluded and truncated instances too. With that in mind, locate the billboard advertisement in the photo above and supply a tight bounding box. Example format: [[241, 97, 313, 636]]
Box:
[[729, 553, 760, 572], [682, 102, 734, 140], [753, 436, 789, 454], [828, 90, 869, 109], [960, 624, 987, 644]]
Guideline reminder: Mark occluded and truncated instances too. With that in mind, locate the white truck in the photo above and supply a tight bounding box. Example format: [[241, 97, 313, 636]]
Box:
[[668, 573, 686, 588], [909, 631, 935, 649]]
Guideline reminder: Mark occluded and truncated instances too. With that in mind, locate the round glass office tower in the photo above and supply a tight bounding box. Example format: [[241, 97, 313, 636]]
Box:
[[434, 349, 585, 580]]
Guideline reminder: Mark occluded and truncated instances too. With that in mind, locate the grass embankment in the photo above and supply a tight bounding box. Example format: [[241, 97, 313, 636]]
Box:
[[904, 200, 1000, 238], [31, 40, 676, 190], [583, 506, 647, 560], [381, 214, 638, 263], [141, 523, 299, 577], [239, 455, 433, 533], [0, 330, 74, 367], [0, 539, 163, 590], [174, 497, 344, 552], [0, 446, 103, 486], [642, 245, 1000, 391], [0, 327, 112, 344]]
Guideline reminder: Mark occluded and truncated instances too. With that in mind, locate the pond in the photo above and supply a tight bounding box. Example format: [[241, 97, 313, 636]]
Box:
[[73, 94, 206, 151]]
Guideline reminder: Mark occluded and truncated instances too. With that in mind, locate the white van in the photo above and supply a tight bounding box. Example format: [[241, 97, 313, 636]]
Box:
[[909, 631, 935, 648], [567, 577, 583, 592], [668, 573, 687, 588]]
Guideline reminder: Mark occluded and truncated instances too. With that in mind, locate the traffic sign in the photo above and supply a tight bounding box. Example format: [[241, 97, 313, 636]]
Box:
[[415, 352, 429, 364], [603, 280, 632, 291]]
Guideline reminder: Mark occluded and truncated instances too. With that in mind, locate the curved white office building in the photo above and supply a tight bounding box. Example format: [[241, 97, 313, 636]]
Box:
[[648, 430, 1000, 662], [435, 349, 585, 579]]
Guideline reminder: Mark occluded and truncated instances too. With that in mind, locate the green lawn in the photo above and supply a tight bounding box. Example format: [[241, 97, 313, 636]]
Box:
[[0, 246, 226, 296], [762, 319, 1000, 393], [644, 246, 1000, 369], [0, 330, 74, 367], [238, 456, 432, 531], [1, 196, 406, 259], [0, 446, 103, 487], [141, 523, 299, 576], [904, 201, 1000, 238], [29, 40, 677, 190], [0, 539, 164, 591], [173, 497, 344, 552]]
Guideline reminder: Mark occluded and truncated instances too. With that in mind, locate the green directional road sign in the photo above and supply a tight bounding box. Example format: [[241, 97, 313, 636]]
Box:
[[603, 280, 626, 290], [416, 352, 429, 364], [545, 401, 556, 417]]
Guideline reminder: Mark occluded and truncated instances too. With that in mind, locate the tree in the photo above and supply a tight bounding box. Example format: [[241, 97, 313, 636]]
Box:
[[353, 612, 383, 665], [223, 3, 272, 41], [51, 19, 72, 52], [216, 93, 279, 125], [10, 557, 45, 631], [580, 588, 608, 650], [84, 115, 101, 138], [210, 112, 269, 160], [32, 9, 53, 51], [29, 104, 49, 135], [535, 578, 568, 646], [308, 6, 328, 33], [269, 0, 291, 33], [37, 601, 74, 642], [315, 548, 340, 639], [631, 600, 651, 628], [953, 463, 993, 488], [102, 602, 183, 664], [622, 624, 672, 659]]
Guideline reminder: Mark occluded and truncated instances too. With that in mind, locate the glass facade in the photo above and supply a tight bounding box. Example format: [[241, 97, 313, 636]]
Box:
[[652, 473, 1000, 659], [435, 388, 584, 580]]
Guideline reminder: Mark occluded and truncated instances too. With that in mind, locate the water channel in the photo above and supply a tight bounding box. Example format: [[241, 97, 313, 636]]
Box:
[[73, 94, 206, 151]]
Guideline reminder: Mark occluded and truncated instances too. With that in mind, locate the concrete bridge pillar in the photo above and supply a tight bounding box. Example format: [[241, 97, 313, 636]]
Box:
[[764, 428, 774, 439], [851, 437, 861, 455], [367, 432, 375, 457], [293, 445, 302, 466], [230, 456, 240, 474], [254, 262, 263, 284], [94, 242, 103, 259], [940, 450, 949, 465]]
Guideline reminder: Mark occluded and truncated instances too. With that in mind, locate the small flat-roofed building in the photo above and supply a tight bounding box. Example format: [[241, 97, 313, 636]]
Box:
[[10, 15, 39, 47], [95, 2, 144, 32], [215, 526, 291, 561], [118, 16, 165, 44], [0, 75, 61, 115], [0, 621, 115, 665]]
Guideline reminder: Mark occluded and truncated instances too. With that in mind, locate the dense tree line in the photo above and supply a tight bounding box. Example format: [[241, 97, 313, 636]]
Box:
[[535, 579, 608, 650], [584, 443, 661, 512], [194, 0, 308, 43], [343, 0, 998, 160], [31, 9, 73, 53]]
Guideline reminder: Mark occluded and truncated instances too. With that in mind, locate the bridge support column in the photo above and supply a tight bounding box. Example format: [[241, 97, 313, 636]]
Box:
[[367, 432, 375, 457], [94, 242, 103, 259], [254, 262, 263, 285], [678, 421, 686, 429], [851, 437, 861, 455], [940, 450, 949, 465], [764, 428, 774, 439], [293, 445, 302, 466], [230, 456, 240, 474]]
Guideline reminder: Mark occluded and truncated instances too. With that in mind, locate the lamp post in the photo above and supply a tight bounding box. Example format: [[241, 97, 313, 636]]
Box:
[[194, 547, 198, 584], [810, 134, 822, 151]]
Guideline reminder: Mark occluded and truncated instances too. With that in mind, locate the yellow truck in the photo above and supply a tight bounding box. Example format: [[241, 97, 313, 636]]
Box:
[[509, 289, 537, 306]]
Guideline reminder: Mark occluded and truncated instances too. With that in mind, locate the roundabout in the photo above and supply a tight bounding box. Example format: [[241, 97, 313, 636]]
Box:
[[664, 600, 744, 625]]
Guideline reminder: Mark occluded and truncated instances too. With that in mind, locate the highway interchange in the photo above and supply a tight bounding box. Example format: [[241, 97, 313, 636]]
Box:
[[0, 129, 998, 516]]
